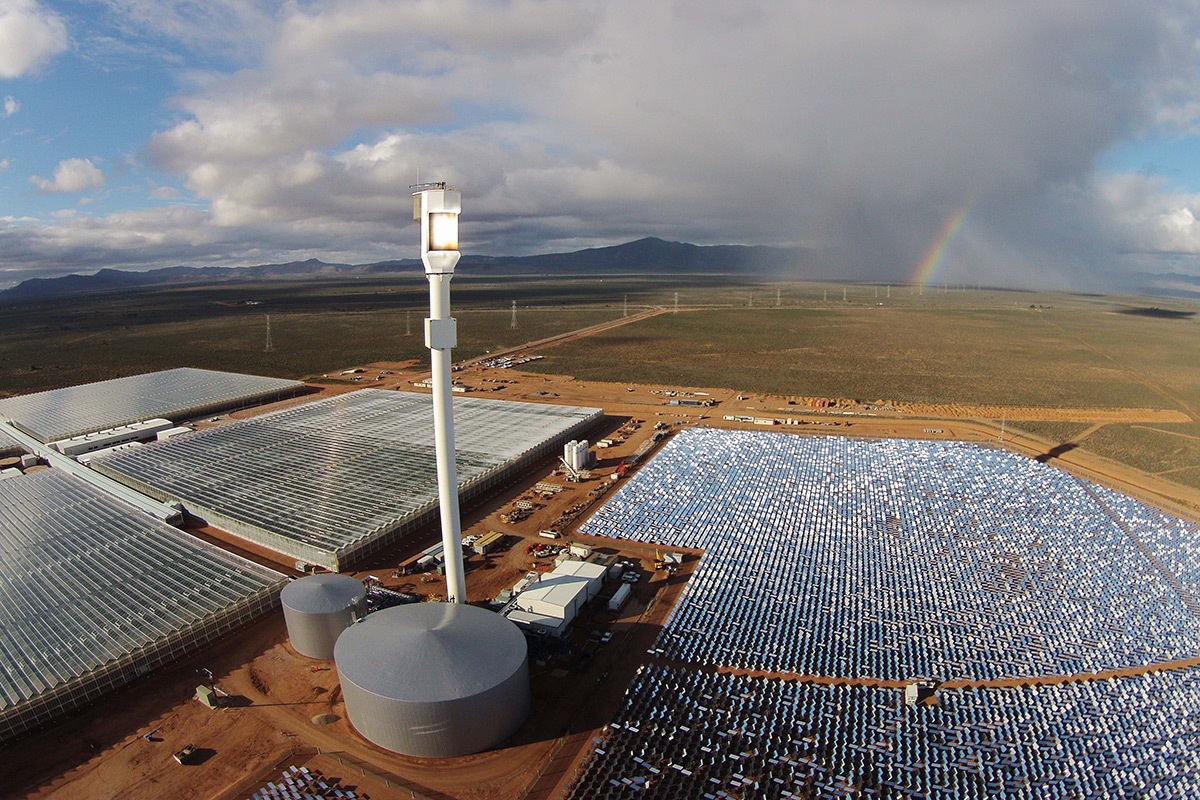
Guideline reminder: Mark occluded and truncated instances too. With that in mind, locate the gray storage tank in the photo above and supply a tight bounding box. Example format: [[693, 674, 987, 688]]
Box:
[[280, 573, 366, 660], [334, 602, 530, 758]]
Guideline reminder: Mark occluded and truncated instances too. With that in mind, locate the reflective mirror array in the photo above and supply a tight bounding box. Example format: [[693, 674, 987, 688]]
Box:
[[566, 664, 1200, 799], [573, 429, 1200, 797], [582, 430, 1200, 679]]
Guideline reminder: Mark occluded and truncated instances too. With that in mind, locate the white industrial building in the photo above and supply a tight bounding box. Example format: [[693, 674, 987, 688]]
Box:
[[512, 560, 608, 628], [49, 418, 175, 456], [504, 608, 568, 638], [551, 559, 608, 592]]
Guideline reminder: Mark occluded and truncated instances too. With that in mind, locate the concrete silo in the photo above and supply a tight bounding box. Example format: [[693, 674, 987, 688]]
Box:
[[333, 602, 530, 758], [280, 573, 366, 660]]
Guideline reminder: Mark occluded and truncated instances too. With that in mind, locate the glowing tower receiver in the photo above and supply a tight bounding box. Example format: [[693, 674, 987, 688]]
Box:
[[412, 182, 466, 603]]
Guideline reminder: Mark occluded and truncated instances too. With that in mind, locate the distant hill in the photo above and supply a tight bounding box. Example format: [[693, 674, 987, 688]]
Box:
[[1133, 271, 1200, 300], [0, 239, 804, 302]]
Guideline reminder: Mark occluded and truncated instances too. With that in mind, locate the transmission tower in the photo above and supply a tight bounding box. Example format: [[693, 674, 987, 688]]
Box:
[[511, 300, 517, 329], [674, 292, 679, 314], [405, 310, 412, 336], [776, 288, 781, 307], [264, 315, 273, 352], [624, 295, 628, 317]]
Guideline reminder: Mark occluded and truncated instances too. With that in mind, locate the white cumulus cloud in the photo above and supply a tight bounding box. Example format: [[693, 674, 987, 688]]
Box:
[[30, 158, 107, 194], [4, 0, 1200, 289], [0, 0, 68, 78]]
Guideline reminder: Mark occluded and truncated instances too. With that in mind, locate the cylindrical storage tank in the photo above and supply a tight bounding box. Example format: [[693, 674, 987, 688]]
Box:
[[334, 603, 530, 758], [280, 573, 366, 660]]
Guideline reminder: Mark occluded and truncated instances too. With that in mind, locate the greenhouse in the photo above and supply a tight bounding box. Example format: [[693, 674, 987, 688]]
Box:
[[0, 367, 305, 443], [94, 389, 602, 570], [0, 428, 18, 456], [0, 469, 286, 742]]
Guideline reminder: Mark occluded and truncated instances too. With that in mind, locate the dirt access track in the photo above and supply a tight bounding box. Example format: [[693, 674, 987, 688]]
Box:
[[5, 307, 1199, 800]]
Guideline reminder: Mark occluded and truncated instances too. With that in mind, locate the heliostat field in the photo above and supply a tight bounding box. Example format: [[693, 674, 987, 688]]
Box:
[[570, 428, 1200, 798]]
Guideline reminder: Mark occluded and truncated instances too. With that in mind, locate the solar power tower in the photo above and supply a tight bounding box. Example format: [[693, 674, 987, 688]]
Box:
[[412, 182, 468, 603]]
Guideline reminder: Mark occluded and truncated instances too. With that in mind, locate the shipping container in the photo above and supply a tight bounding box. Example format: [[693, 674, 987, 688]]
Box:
[[608, 583, 632, 612], [473, 530, 506, 555]]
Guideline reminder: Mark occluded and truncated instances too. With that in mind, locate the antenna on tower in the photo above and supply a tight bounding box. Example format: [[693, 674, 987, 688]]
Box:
[[264, 315, 273, 352], [510, 300, 517, 329]]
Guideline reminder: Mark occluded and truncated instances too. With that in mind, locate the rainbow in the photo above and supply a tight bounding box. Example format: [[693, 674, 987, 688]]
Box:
[[912, 208, 967, 288]]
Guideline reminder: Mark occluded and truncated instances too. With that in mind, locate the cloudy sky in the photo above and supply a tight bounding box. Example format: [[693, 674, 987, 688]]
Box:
[[3, 0, 1200, 291]]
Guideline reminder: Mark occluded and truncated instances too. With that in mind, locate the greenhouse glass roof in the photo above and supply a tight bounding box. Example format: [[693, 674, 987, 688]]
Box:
[[0, 469, 285, 711], [93, 390, 601, 567], [0, 367, 305, 442]]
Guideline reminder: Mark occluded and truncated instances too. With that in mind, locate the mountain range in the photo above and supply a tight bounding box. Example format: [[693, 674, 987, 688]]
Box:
[[0, 238, 804, 302]]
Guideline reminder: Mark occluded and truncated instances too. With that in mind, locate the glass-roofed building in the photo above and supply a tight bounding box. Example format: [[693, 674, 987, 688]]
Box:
[[0, 367, 305, 443], [93, 389, 603, 570], [0, 427, 19, 457], [0, 469, 286, 742]]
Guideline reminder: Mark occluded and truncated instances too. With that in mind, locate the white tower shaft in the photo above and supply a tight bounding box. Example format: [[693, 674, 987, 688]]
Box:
[[426, 273, 466, 603], [415, 184, 467, 604]]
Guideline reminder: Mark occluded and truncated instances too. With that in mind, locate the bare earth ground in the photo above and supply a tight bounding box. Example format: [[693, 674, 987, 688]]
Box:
[[6, 310, 1200, 799]]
